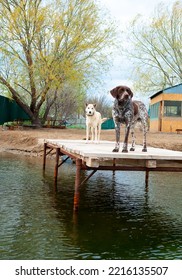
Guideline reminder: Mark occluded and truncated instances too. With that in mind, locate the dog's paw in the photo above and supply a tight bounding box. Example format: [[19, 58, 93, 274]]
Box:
[[112, 148, 119, 152], [142, 148, 147, 152], [130, 147, 135, 151], [122, 149, 128, 153]]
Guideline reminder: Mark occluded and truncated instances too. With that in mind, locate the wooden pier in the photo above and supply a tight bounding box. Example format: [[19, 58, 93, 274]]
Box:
[[43, 140, 182, 210]]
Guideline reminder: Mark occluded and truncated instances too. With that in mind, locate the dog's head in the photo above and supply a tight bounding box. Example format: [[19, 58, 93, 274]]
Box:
[[85, 103, 96, 116], [110, 86, 133, 104]]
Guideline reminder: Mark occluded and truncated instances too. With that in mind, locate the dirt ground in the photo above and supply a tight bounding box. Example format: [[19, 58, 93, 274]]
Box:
[[0, 126, 182, 156]]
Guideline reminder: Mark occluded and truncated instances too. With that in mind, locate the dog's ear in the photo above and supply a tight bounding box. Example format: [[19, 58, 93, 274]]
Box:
[[110, 87, 118, 98], [94, 104, 96, 108], [125, 86, 133, 98], [85, 103, 88, 107]]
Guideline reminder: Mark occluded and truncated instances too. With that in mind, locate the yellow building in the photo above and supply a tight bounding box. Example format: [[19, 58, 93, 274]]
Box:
[[150, 83, 182, 132]]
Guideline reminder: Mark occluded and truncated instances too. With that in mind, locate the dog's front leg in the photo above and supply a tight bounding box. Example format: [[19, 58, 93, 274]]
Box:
[[86, 125, 89, 143], [97, 124, 101, 143], [113, 122, 120, 152], [122, 123, 130, 153], [91, 127, 94, 142]]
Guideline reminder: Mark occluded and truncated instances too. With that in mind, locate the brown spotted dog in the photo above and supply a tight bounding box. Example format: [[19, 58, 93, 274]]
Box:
[[110, 85, 148, 153]]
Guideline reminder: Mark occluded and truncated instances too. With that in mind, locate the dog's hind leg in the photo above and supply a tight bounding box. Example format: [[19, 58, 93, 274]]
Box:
[[141, 116, 148, 152], [94, 125, 98, 142], [139, 103, 148, 152], [130, 125, 135, 151], [97, 124, 101, 143], [142, 125, 147, 152]]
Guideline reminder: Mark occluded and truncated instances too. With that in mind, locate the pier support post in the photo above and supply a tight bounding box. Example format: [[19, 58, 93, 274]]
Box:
[[145, 169, 149, 189], [43, 142, 47, 171], [113, 158, 116, 175], [54, 148, 60, 186], [74, 158, 82, 211]]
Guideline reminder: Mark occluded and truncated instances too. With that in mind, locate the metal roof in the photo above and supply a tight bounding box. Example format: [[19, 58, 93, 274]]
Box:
[[150, 83, 182, 99]]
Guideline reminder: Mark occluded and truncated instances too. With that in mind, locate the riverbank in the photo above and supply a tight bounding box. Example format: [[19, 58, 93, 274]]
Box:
[[0, 126, 182, 156]]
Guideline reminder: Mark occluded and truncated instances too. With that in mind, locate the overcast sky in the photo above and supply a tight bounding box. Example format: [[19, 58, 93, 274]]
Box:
[[97, 0, 178, 103]]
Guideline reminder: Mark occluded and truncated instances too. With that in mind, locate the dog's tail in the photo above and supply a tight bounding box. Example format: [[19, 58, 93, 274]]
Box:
[[101, 118, 108, 124]]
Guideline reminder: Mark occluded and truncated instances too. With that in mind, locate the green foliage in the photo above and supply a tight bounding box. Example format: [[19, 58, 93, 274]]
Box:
[[123, 1, 182, 94], [0, 0, 117, 125]]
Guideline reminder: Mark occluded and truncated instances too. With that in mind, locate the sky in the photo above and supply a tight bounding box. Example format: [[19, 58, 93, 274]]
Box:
[[97, 0, 178, 104]]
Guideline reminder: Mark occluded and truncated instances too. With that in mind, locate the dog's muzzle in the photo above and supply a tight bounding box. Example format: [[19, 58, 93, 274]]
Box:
[[86, 111, 94, 116]]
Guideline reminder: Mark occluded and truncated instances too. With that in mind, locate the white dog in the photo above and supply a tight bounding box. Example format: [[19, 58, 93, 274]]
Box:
[[85, 103, 107, 143]]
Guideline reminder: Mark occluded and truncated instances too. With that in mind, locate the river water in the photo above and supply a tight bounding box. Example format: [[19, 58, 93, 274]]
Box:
[[1, 153, 182, 260]]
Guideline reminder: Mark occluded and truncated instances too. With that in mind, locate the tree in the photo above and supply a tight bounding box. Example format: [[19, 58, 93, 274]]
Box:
[[46, 82, 85, 123], [0, 0, 116, 126], [123, 1, 182, 93]]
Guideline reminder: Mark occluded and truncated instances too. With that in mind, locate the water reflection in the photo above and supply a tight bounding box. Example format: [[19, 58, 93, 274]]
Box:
[[0, 153, 182, 259]]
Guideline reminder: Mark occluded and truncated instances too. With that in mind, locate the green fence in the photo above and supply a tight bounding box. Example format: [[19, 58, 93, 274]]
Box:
[[101, 118, 115, 129], [0, 96, 30, 125]]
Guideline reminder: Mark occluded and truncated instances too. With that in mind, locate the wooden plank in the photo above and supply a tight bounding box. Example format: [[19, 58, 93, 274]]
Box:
[[85, 157, 99, 168], [157, 160, 182, 168], [146, 160, 157, 168], [176, 129, 182, 134]]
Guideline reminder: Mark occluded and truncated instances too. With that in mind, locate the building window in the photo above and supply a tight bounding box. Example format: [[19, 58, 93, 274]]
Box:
[[164, 101, 182, 117], [150, 102, 160, 119]]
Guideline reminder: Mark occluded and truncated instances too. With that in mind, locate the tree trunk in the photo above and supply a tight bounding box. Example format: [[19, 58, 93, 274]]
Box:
[[31, 115, 42, 127]]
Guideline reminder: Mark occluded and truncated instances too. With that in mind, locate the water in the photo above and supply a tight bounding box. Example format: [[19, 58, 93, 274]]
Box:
[[0, 153, 182, 260]]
